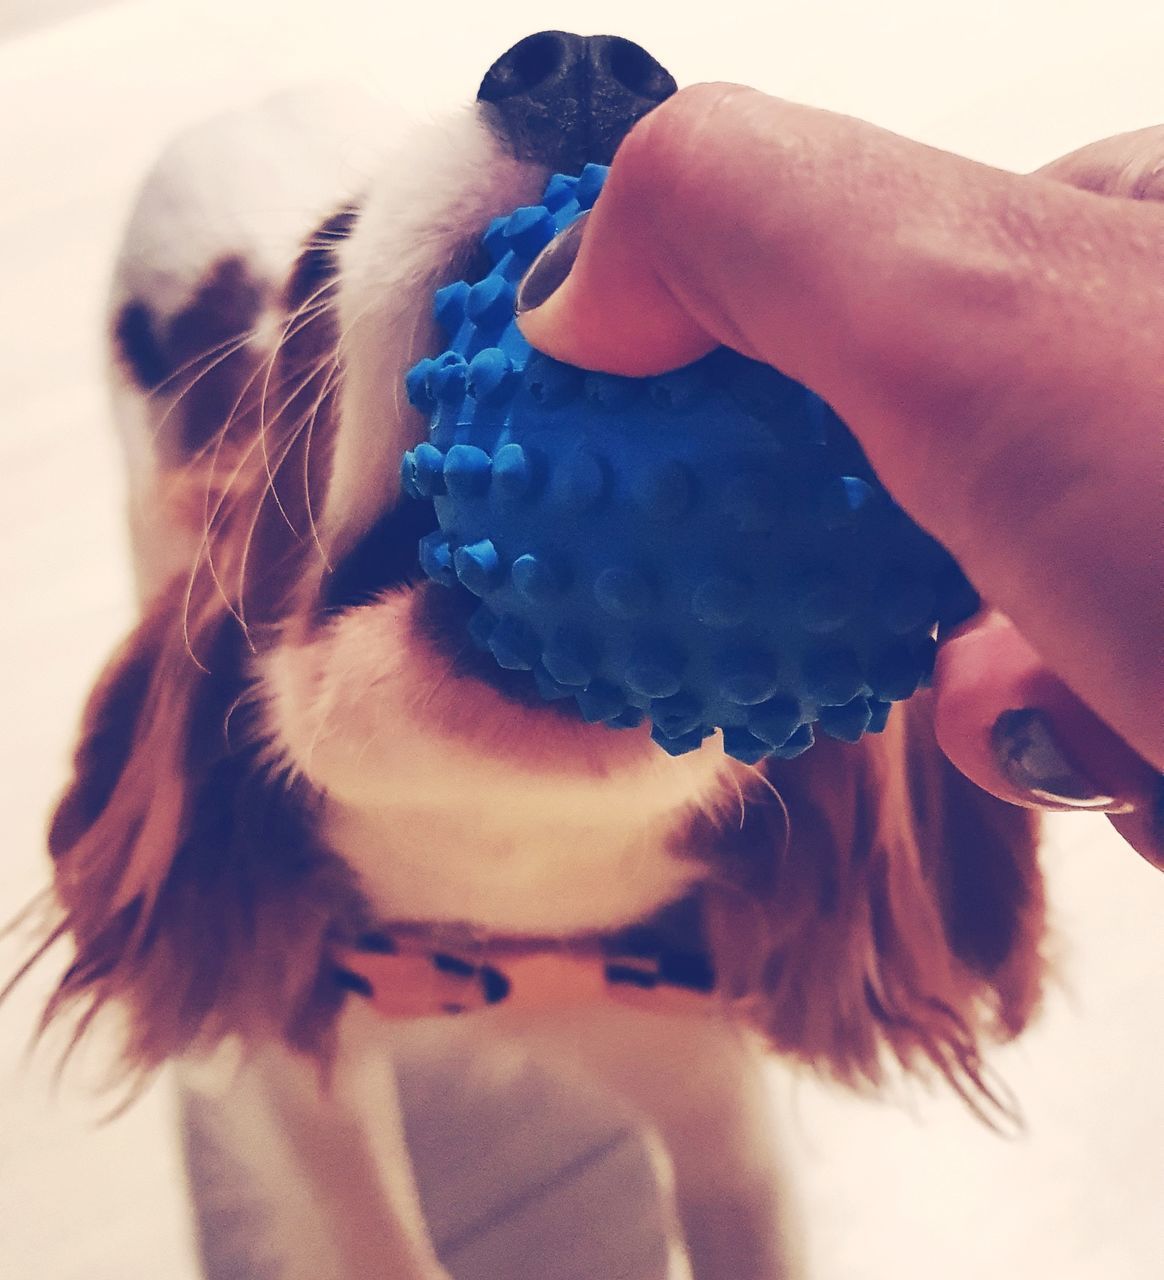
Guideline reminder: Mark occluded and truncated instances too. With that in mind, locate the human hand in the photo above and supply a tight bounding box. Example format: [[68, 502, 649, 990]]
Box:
[[517, 85, 1164, 865]]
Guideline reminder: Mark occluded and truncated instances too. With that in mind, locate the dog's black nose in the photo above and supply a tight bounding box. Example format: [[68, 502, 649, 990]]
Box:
[[477, 31, 677, 172]]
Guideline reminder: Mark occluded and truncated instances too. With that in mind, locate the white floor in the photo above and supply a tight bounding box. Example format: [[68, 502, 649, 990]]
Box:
[[1, 3, 1162, 1278]]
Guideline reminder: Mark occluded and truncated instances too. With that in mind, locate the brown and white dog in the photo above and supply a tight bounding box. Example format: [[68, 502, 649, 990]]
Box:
[[34, 31, 1045, 1280]]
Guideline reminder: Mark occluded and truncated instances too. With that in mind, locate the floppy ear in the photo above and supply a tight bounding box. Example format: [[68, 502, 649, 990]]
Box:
[[44, 582, 362, 1076], [701, 691, 1044, 1108], [40, 197, 371, 1077]]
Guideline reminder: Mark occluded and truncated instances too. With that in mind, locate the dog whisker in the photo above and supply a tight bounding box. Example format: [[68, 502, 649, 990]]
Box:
[[232, 362, 345, 635], [183, 339, 341, 652], [142, 327, 262, 431], [256, 278, 341, 482], [174, 296, 333, 463], [298, 365, 339, 567], [177, 344, 336, 654]]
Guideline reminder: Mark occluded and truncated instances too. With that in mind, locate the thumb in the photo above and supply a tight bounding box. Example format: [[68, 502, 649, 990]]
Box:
[[517, 86, 1164, 770]]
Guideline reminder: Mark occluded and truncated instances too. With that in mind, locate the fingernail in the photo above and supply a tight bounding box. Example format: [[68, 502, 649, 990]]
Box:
[[515, 210, 590, 314], [992, 708, 1133, 811]]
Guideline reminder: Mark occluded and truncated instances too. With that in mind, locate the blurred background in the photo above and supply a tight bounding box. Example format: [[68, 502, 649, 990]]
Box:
[[1, 1, 1161, 1276]]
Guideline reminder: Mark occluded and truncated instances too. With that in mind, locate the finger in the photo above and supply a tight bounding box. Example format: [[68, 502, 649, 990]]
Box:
[[1035, 125, 1164, 200], [519, 85, 1164, 770], [932, 609, 1163, 863], [516, 204, 720, 374]]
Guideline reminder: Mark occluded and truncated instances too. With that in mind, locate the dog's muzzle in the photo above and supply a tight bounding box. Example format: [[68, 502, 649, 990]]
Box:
[[477, 30, 677, 172]]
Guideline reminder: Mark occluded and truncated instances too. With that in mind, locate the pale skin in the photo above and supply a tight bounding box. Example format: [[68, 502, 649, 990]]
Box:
[[519, 84, 1164, 866]]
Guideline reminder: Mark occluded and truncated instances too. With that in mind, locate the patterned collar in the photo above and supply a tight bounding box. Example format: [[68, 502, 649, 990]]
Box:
[[332, 895, 721, 1019]]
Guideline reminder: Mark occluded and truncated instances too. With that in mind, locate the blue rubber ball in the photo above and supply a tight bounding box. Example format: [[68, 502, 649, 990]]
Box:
[[401, 165, 975, 763]]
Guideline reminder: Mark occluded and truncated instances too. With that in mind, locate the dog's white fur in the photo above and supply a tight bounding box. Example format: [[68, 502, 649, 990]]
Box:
[[263, 592, 728, 933]]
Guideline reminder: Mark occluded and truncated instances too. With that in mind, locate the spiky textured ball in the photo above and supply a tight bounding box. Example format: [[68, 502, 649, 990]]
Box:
[[401, 165, 975, 763]]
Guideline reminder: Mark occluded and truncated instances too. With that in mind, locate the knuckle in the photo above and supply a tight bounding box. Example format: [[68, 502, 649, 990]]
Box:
[[614, 82, 768, 195]]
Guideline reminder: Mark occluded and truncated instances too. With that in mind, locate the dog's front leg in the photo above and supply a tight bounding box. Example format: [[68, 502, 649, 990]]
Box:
[[484, 1006, 805, 1280], [178, 1004, 447, 1280], [330, 1001, 452, 1279]]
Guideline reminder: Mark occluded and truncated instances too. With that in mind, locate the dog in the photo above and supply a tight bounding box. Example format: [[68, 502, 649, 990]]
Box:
[[32, 30, 1045, 1280]]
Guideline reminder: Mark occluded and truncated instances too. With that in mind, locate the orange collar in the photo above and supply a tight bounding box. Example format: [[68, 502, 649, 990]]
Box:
[[332, 898, 720, 1020]]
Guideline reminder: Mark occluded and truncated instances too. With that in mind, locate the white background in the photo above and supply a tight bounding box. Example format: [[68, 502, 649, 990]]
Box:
[[1, 2, 1162, 1277]]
